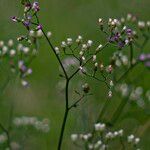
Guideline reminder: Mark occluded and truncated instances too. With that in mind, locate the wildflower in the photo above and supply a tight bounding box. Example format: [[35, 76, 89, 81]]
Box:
[[10, 49, 16, 57], [36, 30, 43, 37], [92, 55, 96, 62], [11, 16, 19, 22], [127, 134, 134, 143], [96, 44, 102, 51], [47, 31, 52, 38], [21, 80, 29, 87], [0, 41, 4, 48], [76, 35, 83, 44], [108, 91, 112, 98], [94, 123, 106, 132], [138, 21, 145, 29], [0, 133, 7, 144], [82, 83, 90, 93], [55, 47, 60, 55], [67, 38, 73, 46], [87, 40, 93, 47], [37, 24, 43, 30], [61, 41, 67, 48], [134, 138, 140, 145], [71, 134, 78, 142], [32, 1, 40, 12], [23, 47, 30, 54], [8, 39, 14, 47]]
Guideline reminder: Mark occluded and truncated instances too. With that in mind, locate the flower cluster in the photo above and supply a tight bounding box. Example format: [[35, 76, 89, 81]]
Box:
[[0, 39, 38, 87], [99, 14, 150, 50], [71, 122, 140, 150], [116, 83, 150, 108], [111, 51, 129, 67], [13, 116, 50, 133]]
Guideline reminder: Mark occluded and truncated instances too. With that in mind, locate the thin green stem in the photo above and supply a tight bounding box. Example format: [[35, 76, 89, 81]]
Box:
[[0, 123, 11, 150], [57, 80, 69, 150]]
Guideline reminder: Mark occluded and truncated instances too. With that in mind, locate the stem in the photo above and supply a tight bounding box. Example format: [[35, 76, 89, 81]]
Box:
[[129, 43, 133, 67], [41, 29, 68, 79], [57, 80, 69, 150], [0, 123, 11, 149]]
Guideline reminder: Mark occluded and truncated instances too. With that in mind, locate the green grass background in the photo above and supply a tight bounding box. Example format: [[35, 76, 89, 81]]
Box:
[[0, 0, 150, 149]]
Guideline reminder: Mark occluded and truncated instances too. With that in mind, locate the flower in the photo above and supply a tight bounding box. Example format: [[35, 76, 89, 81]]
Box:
[[32, 1, 40, 12], [37, 24, 43, 30], [11, 16, 18, 22]]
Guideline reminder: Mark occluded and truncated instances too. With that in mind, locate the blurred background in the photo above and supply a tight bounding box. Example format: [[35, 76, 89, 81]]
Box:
[[0, 0, 150, 149]]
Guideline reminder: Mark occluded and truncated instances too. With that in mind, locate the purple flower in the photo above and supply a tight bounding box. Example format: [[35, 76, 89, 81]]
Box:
[[32, 2, 40, 12], [20, 65, 27, 73], [23, 20, 30, 27], [37, 24, 43, 30], [126, 28, 132, 35], [118, 41, 125, 49], [109, 33, 120, 42], [139, 54, 146, 61]]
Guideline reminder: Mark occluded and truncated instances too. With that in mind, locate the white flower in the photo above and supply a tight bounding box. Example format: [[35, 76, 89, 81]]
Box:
[[134, 138, 140, 144], [79, 51, 84, 56], [23, 47, 30, 54], [87, 40, 93, 47], [21, 80, 28, 87], [76, 35, 83, 43], [0, 41, 4, 48], [138, 21, 145, 29], [108, 91, 112, 98], [96, 44, 102, 51], [105, 132, 114, 139], [93, 55, 96, 62], [55, 47, 60, 54], [0, 133, 7, 144], [110, 80, 114, 87], [128, 134, 134, 143], [29, 30, 35, 37], [36, 30, 43, 37], [94, 123, 105, 132], [67, 38, 73, 46], [118, 129, 123, 137], [10, 49, 16, 57], [47, 31, 52, 38], [17, 44, 23, 51], [8, 39, 14, 47], [61, 41, 67, 48], [2, 46, 8, 54], [82, 44, 87, 51], [71, 134, 78, 142]]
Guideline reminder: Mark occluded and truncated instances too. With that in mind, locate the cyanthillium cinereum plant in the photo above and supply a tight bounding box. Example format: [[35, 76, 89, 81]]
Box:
[[0, 0, 149, 149]]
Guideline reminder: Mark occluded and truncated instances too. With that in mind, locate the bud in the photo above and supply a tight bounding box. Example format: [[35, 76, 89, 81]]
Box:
[[98, 18, 103, 30], [87, 40, 93, 48], [138, 21, 145, 29], [10, 49, 16, 57], [76, 35, 83, 44], [67, 38, 73, 46], [55, 47, 60, 55], [71, 134, 78, 142], [82, 83, 90, 93], [47, 32, 52, 38], [8, 39, 14, 47]]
